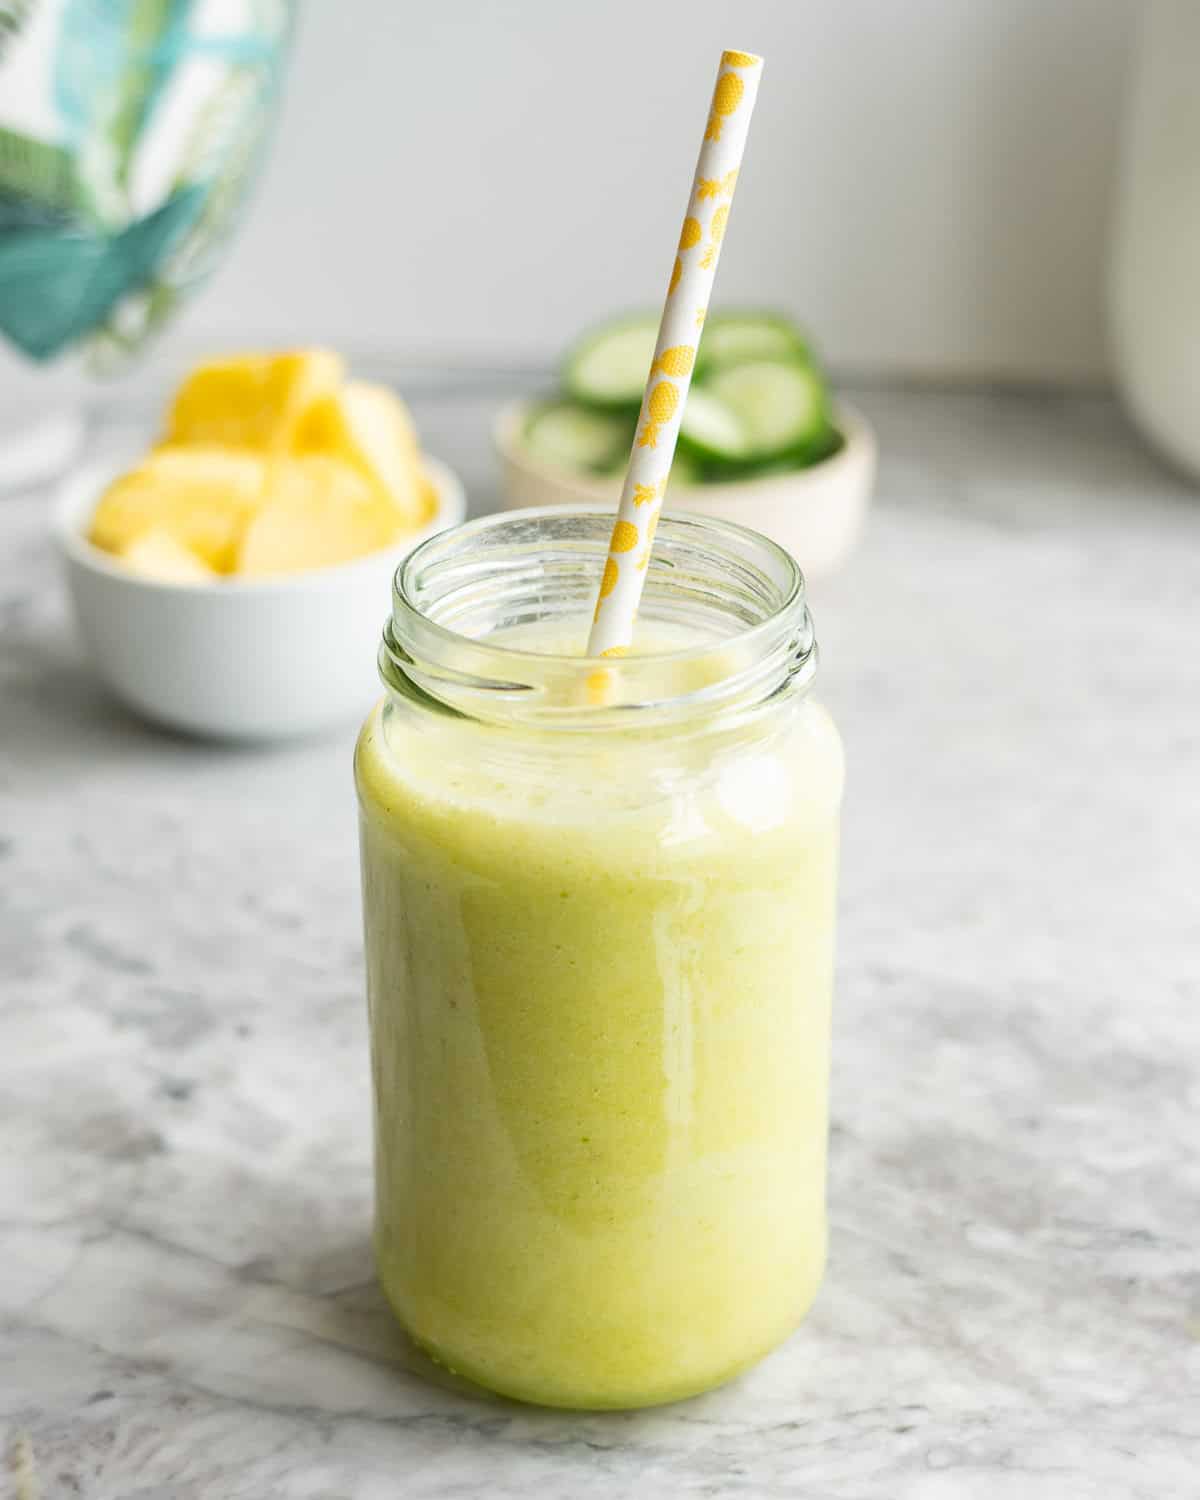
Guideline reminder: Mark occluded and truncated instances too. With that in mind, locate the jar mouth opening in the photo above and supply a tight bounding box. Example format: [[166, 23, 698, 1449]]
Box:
[[383, 506, 817, 729]]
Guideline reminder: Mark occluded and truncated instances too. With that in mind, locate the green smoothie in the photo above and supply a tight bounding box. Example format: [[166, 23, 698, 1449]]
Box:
[[356, 621, 843, 1409]]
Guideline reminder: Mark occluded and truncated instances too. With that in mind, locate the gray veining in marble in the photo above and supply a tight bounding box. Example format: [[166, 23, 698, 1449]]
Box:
[[1, 384, 1198, 1498]]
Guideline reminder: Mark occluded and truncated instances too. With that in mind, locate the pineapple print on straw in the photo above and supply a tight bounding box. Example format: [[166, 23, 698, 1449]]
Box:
[[638, 381, 677, 447], [668, 217, 702, 297], [586, 48, 763, 660], [698, 168, 739, 201], [705, 72, 744, 142], [700, 204, 729, 269]]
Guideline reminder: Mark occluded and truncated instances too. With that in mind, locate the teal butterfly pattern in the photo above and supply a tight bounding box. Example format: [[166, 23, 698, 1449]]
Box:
[[0, 0, 294, 363]]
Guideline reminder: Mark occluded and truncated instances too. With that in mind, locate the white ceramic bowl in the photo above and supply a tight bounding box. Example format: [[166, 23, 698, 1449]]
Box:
[[495, 399, 876, 579], [55, 452, 467, 741]]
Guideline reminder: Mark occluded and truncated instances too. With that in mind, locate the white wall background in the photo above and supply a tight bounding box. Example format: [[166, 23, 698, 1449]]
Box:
[[1, 0, 1142, 396], [181, 0, 1136, 382]]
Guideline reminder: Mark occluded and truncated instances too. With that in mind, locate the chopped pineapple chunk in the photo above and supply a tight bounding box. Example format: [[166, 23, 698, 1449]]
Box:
[[235, 456, 401, 577], [164, 350, 345, 451], [93, 349, 438, 584], [117, 528, 218, 583], [90, 446, 267, 572], [293, 381, 427, 526]]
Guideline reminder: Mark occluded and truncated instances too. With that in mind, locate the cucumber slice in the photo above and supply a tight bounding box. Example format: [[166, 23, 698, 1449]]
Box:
[[701, 359, 829, 461], [698, 312, 812, 373], [564, 314, 658, 410], [678, 387, 752, 463], [523, 401, 633, 474], [790, 422, 844, 467], [668, 449, 704, 487], [565, 310, 815, 410], [706, 425, 845, 482], [591, 443, 705, 485]]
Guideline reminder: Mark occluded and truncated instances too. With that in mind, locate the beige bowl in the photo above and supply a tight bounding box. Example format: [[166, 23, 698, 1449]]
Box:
[[494, 399, 875, 578]]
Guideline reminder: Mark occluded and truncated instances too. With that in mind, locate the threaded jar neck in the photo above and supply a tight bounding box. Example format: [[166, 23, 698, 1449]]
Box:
[[380, 507, 818, 733]]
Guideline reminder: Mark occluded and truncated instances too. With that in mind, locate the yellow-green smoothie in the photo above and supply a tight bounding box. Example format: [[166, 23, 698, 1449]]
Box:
[[356, 615, 843, 1408]]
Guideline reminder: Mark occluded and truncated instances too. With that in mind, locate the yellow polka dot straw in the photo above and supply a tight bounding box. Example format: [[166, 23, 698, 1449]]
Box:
[[586, 48, 763, 659]]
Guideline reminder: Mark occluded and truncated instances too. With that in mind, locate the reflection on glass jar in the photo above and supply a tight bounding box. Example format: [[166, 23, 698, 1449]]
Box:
[[355, 508, 844, 1410]]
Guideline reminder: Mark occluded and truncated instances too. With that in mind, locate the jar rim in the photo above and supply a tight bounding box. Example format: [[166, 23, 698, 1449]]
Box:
[[382, 506, 818, 730]]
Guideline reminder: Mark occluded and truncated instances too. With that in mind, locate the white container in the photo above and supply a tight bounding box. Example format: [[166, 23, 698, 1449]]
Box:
[[55, 454, 467, 741], [1109, 0, 1200, 478], [495, 400, 876, 580]]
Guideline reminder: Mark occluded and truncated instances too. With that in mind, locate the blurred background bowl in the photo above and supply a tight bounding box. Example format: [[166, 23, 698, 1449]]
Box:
[[54, 453, 466, 741], [494, 400, 876, 579]]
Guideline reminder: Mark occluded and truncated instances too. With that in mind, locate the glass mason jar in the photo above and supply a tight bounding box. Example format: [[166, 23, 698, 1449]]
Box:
[[355, 508, 844, 1410]]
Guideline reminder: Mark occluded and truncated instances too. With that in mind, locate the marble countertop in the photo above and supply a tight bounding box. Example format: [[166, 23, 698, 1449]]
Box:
[[2, 384, 1198, 1498]]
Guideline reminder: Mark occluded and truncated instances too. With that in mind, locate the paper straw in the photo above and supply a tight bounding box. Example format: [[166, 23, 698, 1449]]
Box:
[[585, 48, 764, 659]]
